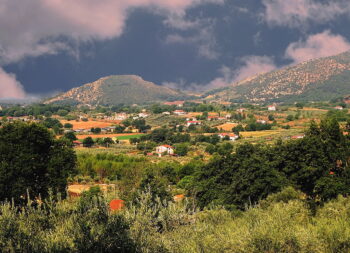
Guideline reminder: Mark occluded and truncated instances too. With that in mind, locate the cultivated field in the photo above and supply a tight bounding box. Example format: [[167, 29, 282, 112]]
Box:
[[216, 122, 238, 131], [240, 130, 281, 138], [60, 120, 117, 130]]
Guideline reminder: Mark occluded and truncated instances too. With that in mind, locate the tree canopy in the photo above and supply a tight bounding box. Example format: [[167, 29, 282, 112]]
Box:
[[0, 122, 76, 203]]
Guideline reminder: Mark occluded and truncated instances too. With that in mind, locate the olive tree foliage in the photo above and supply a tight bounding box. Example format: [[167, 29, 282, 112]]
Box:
[[0, 190, 137, 252], [0, 122, 76, 203]]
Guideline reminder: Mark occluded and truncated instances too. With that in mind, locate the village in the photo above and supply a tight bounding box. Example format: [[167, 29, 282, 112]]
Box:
[[1, 99, 349, 160]]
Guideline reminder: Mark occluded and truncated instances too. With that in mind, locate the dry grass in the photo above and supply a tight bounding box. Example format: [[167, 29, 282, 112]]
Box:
[[181, 112, 202, 118], [216, 123, 238, 131], [301, 107, 328, 112], [68, 184, 115, 195], [60, 119, 116, 130], [240, 130, 282, 138]]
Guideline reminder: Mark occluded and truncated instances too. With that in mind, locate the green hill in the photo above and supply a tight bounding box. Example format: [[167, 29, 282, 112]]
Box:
[[207, 51, 350, 103], [46, 75, 190, 106]]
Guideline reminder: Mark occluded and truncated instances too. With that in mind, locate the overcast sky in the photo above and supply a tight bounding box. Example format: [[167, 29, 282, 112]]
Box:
[[1, 0, 350, 99]]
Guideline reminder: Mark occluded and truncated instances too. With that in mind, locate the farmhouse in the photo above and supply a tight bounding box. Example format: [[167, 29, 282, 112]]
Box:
[[257, 119, 267, 124], [334, 106, 344, 110], [186, 120, 201, 127], [155, 145, 174, 156], [173, 110, 186, 115], [218, 133, 239, 141], [115, 113, 128, 120], [268, 105, 277, 111], [138, 112, 149, 118]]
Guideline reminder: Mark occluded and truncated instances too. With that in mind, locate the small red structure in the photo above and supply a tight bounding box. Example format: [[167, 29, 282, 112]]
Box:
[[329, 171, 335, 175], [110, 199, 125, 211], [173, 194, 185, 202], [73, 140, 82, 147]]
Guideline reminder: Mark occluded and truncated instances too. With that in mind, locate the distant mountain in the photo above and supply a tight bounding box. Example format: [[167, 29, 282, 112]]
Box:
[[206, 51, 350, 103], [46, 75, 190, 106]]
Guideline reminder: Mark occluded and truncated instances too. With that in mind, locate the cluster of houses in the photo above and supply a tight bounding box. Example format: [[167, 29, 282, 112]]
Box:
[[218, 133, 239, 141], [97, 111, 150, 121]]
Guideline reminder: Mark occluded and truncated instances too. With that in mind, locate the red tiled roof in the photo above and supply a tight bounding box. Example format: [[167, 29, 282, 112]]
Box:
[[160, 145, 173, 148]]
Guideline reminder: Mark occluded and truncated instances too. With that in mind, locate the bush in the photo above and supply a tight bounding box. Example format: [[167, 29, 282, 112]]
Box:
[[83, 137, 95, 147], [64, 123, 73, 129], [175, 143, 189, 156], [0, 193, 137, 252]]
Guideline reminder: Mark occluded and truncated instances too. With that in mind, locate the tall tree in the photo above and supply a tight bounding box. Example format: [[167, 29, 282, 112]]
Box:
[[0, 122, 76, 203]]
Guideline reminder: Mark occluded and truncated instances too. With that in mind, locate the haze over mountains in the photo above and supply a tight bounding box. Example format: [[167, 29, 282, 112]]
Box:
[[46, 51, 350, 106]]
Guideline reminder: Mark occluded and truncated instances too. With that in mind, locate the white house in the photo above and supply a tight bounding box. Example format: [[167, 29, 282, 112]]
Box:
[[268, 105, 277, 111], [155, 145, 174, 156], [257, 120, 267, 124], [334, 106, 344, 110], [186, 120, 201, 127], [138, 113, 149, 118], [218, 133, 239, 141], [173, 110, 186, 115], [115, 113, 128, 120]]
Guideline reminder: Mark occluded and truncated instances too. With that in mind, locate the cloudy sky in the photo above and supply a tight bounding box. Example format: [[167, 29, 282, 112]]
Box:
[[1, 0, 350, 99]]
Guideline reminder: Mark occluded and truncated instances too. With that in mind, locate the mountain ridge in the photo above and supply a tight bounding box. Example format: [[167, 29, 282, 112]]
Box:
[[46, 51, 350, 106], [45, 75, 190, 106], [206, 51, 350, 103]]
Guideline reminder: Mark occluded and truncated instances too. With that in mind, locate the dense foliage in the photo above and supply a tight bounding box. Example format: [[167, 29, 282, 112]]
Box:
[[0, 122, 76, 203], [191, 118, 350, 209], [1, 188, 350, 252]]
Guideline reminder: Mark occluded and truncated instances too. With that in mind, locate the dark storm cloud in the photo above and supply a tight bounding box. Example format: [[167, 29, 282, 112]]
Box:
[[2, 0, 350, 97]]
